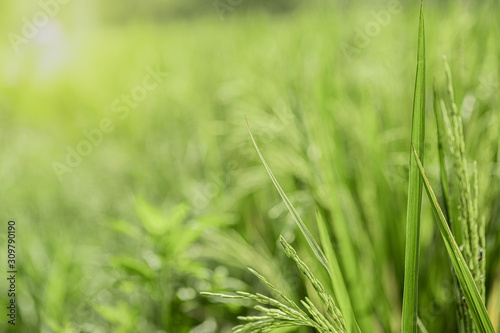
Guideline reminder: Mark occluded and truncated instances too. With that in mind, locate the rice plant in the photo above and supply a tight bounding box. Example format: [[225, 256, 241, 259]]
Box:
[[4, 1, 500, 332], [203, 3, 497, 332], [425, 57, 490, 332], [203, 236, 346, 333]]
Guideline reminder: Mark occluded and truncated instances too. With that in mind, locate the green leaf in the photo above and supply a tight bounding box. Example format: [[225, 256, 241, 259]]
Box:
[[316, 211, 360, 333], [165, 227, 202, 258], [417, 317, 430, 333], [136, 196, 170, 236], [136, 197, 189, 236], [245, 117, 329, 272], [111, 256, 156, 281], [93, 301, 138, 328], [402, 3, 426, 333], [411, 145, 495, 333], [109, 219, 142, 239]]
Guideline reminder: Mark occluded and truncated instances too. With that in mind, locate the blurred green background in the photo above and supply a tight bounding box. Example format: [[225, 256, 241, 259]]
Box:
[[1, 0, 499, 332]]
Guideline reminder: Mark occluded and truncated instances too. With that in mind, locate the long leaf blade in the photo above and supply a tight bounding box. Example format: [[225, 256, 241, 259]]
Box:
[[245, 117, 329, 272], [402, 3, 426, 332], [411, 145, 495, 333], [316, 211, 360, 332]]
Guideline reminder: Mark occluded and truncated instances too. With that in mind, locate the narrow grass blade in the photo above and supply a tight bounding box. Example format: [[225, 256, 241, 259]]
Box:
[[316, 211, 360, 333], [402, 3, 426, 333], [417, 317, 429, 333], [411, 145, 495, 333], [245, 117, 329, 272]]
